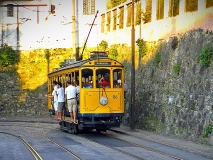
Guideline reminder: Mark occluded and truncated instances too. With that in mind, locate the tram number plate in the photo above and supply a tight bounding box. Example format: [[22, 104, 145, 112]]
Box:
[[113, 95, 118, 99]]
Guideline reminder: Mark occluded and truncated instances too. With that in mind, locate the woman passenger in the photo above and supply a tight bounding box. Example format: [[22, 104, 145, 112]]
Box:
[[99, 73, 110, 88]]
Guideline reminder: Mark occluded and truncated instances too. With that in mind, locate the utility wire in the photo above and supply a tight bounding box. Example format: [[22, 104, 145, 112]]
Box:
[[0, 18, 30, 42], [11, 0, 48, 13]]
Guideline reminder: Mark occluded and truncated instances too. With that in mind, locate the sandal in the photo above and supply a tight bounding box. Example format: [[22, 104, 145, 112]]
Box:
[[74, 120, 78, 124]]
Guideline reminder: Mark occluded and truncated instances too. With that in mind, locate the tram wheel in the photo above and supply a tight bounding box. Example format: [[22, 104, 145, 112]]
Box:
[[73, 124, 79, 134], [96, 129, 102, 134]]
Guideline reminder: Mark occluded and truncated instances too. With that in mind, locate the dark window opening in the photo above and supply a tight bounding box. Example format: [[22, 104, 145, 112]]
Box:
[[82, 69, 93, 88]]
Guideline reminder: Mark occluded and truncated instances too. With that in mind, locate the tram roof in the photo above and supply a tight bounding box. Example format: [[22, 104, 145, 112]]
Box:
[[49, 51, 123, 75]]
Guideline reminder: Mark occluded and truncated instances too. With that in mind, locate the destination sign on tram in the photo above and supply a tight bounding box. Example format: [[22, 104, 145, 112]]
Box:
[[95, 62, 111, 65]]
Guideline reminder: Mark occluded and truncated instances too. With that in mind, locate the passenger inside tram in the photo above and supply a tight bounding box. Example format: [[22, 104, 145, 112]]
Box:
[[99, 73, 110, 88]]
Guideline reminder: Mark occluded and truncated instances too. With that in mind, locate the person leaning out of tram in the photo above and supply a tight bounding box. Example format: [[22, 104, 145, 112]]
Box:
[[45, 81, 59, 120], [98, 73, 110, 88]]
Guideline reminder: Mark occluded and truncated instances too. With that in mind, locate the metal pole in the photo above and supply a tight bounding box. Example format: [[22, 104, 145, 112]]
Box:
[[17, 6, 19, 51], [76, 0, 79, 59], [37, 6, 39, 24], [130, 0, 135, 131], [72, 0, 76, 58], [1, 24, 4, 46]]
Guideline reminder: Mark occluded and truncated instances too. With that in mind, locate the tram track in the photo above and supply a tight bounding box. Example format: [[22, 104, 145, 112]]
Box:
[[79, 130, 185, 160], [105, 130, 183, 160], [107, 129, 213, 160], [3, 121, 183, 160], [0, 122, 83, 160], [35, 133, 84, 160], [0, 132, 42, 160], [78, 132, 143, 160], [1, 120, 212, 160]]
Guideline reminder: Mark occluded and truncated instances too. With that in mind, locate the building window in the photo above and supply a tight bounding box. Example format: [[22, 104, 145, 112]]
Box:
[[185, 0, 198, 12], [144, 0, 152, 23], [135, 1, 142, 25], [113, 9, 117, 30], [107, 12, 111, 32], [126, 3, 132, 27], [206, 0, 213, 8], [169, 0, 180, 17], [7, 4, 14, 17], [101, 14, 105, 33], [83, 0, 95, 15], [119, 6, 124, 29], [156, 0, 164, 20]]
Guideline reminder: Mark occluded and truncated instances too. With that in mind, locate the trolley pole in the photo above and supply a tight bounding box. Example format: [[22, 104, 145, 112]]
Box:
[[130, 0, 135, 131]]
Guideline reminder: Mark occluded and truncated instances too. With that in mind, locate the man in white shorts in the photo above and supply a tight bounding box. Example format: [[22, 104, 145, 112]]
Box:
[[65, 81, 77, 123]]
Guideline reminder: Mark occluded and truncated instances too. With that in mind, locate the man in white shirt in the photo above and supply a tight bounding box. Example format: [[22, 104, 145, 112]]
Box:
[[57, 82, 65, 121], [45, 81, 58, 120], [65, 81, 77, 123]]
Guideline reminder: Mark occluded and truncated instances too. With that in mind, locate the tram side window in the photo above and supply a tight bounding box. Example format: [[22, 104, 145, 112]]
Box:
[[82, 69, 93, 88], [113, 69, 122, 88], [65, 73, 73, 82], [96, 69, 110, 88], [75, 70, 79, 86]]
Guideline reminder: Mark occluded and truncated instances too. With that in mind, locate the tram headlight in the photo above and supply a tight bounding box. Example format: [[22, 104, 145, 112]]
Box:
[[99, 96, 108, 105]]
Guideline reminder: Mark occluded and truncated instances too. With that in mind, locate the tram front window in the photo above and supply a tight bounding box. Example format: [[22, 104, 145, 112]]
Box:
[[113, 69, 122, 88], [96, 69, 110, 88]]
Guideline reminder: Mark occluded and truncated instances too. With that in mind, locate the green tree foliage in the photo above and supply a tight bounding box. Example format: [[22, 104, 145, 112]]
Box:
[[99, 40, 108, 51], [203, 125, 212, 138], [136, 38, 147, 57], [173, 62, 181, 75], [44, 49, 50, 60], [0, 44, 19, 67], [109, 48, 118, 60], [153, 52, 161, 67], [198, 45, 213, 67]]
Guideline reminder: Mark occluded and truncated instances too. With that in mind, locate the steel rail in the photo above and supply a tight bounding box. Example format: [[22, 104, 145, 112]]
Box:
[[78, 133, 144, 160], [36, 134, 83, 160], [107, 130, 183, 160], [0, 132, 42, 160]]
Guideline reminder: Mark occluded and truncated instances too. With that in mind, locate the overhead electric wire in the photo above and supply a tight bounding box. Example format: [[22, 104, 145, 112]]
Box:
[[1, 1, 136, 45], [11, 0, 48, 13], [0, 18, 30, 42]]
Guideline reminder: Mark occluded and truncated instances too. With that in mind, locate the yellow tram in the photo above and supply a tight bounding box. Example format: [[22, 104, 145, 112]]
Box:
[[47, 51, 124, 133]]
